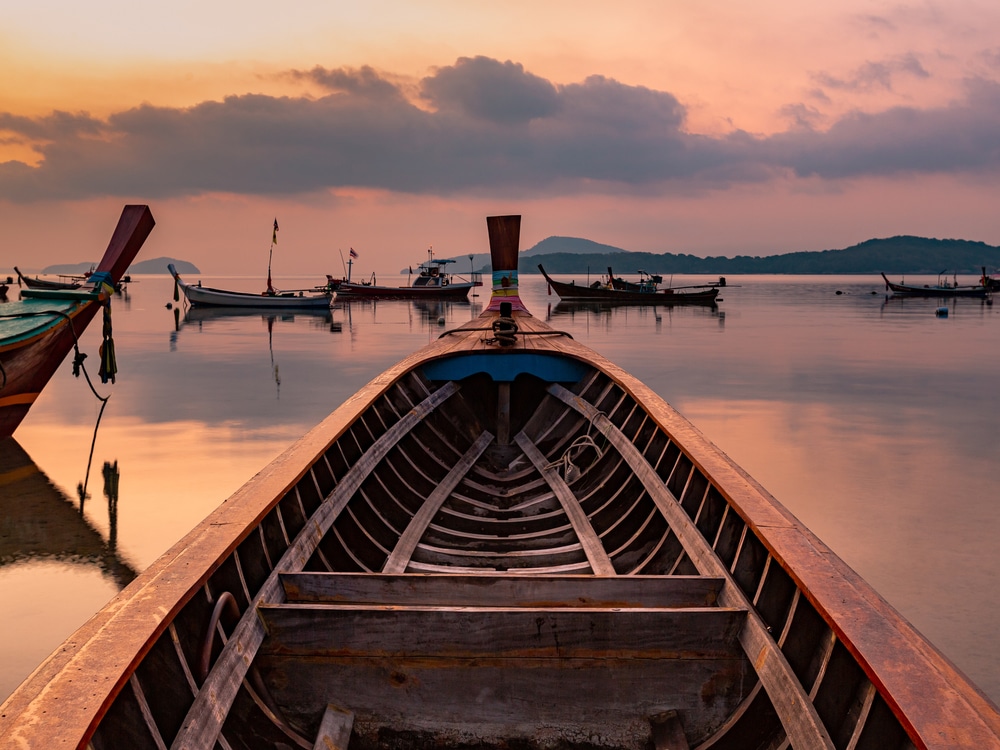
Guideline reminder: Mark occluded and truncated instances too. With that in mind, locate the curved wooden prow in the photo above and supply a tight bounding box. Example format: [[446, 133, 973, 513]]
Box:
[[486, 214, 528, 312], [93, 205, 156, 285]]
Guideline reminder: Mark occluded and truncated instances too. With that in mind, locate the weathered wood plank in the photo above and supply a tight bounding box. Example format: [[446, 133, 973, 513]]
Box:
[[281, 572, 724, 609], [312, 704, 354, 750], [256, 655, 744, 749], [547, 382, 837, 750], [514, 431, 616, 576], [169, 382, 464, 750], [258, 604, 745, 658]]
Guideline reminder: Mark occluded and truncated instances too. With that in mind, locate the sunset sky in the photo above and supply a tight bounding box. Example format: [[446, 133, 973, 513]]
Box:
[[2, 1, 999, 274]]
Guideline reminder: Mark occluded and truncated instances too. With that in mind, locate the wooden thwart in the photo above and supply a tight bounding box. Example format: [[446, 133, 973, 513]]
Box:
[[280, 572, 724, 608], [258, 603, 745, 659]]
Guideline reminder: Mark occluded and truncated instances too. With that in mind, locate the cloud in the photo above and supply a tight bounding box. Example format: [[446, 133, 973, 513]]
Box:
[[768, 77, 1000, 179], [287, 65, 403, 100], [421, 56, 559, 124], [1, 57, 999, 202], [812, 53, 930, 93]]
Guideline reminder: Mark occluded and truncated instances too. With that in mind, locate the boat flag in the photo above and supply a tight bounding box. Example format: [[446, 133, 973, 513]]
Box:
[[272, 218, 279, 244], [349, 248, 359, 259]]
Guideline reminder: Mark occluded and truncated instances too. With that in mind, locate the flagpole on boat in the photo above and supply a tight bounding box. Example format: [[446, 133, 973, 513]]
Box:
[[266, 218, 278, 295]]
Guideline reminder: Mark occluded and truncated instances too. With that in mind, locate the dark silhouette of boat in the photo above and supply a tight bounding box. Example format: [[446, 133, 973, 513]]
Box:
[[539, 264, 721, 304], [328, 248, 481, 300], [881, 271, 992, 298]]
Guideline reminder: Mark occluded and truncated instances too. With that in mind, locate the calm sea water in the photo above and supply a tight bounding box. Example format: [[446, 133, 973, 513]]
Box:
[[2, 272, 998, 704]]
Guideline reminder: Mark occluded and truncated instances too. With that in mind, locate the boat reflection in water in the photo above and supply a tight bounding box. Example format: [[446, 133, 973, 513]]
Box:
[[337, 297, 481, 332], [0, 437, 137, 589], [546, 299, 725, 332], [178, 305, 335, 328]]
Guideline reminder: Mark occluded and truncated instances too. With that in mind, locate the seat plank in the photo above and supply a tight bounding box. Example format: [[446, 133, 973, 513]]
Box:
[[258, 604, 745, 659], [280, 572, 724, 608]]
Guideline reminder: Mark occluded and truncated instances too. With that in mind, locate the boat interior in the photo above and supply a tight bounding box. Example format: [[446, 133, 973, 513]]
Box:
[[86, 347, 920, 750]]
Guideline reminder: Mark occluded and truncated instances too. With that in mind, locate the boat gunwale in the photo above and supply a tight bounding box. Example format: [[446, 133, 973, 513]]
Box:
[[0, 298, 95, 353]]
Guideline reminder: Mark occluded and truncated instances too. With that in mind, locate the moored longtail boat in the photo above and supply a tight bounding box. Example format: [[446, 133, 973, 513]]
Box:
[[169, 264, 336, 309], [539, 264, 721, 304], [880, 272, 991, 298], [2, 215, 999, 750], [328, 247, 481, 301], [0, 205, 154, 437], [14, 266, 87, 290]]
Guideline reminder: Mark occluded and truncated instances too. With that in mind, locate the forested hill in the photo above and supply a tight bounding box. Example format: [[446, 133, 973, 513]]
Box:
[[521, 236, 1000, 274]]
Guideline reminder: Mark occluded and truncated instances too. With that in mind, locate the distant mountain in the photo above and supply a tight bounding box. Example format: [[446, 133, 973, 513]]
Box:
[[523, 237, 626, 256], [445, 236, 626, 273], [128, 257, 200, 274], [519, 235, 1000, 275], [40, 256, 200, 275]]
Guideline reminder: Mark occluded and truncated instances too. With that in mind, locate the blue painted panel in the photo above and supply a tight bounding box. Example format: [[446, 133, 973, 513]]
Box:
[[421, 352, 588, 383]]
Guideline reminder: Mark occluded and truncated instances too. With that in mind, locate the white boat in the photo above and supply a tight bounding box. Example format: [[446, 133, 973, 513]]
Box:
[[169, 264, 335, 309]]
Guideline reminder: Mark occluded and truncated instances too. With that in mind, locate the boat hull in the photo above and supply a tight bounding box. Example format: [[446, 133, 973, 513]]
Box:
[[540, 265, 719, 304], [0, 299, 100, 436], [881, 272, 991, 298], [333, 280, 479, 300], [0, 206, 154, 437], [169, 265, 335, 309]]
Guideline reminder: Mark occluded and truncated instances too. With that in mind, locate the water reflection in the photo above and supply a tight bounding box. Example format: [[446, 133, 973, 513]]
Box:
[[879, 294, 996, 317], [546, 299, 722, 325], [0, 437, 137, 588], [337, 297, 479, 331]]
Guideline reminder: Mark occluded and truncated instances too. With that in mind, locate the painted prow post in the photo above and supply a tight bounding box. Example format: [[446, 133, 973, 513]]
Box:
[[485, 215, 528, 312]]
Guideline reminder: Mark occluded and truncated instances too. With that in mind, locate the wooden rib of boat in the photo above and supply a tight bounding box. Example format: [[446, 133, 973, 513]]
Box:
[[329, 249, 481, 300], [0, 205, 154, 438], [169, 264, 336, 309], [539, 264, 720, 304], [880, 272, 991, 298], [3, 214, 999, 750]]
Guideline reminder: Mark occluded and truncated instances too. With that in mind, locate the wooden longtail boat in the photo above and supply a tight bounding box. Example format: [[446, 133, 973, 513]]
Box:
[[14, 266, 89, 291], [539, 264, 720, 304], [880, 272, 991, 299], [169, 264, 336, 309], [3, 214, 999, 750], [0, 205, 154, 437], [328, 250, 481, 301]]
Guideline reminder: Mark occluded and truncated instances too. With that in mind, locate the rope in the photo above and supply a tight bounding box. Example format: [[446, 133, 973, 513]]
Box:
[[439, 326, 573, 339], [0, 306, 114, 502], [488, 314, 519, 347], [543, 428, 605, 483], [98, 300, 117, 384]]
